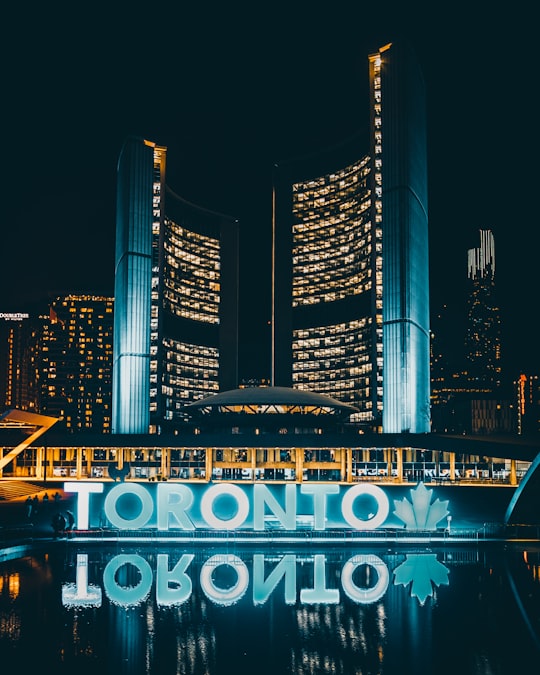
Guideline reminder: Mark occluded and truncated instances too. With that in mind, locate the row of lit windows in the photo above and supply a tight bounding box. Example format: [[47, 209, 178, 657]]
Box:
[[292, 158, 370, 194], [293, 210, 372, 240], [163, 288, 220, 324], [292, 193, 370, 221], [293, 214, 371, 245], [293, 237, 370, 267], [165, 277, 219, 306], [291, 160, 374, 307], [164, 379, 219, 402], [292, 318, 380, 416], [295, 380, 374, 421], [294, 318, 368, 341], [292, 283, 372, 307], [292, 261, 372, 300], [293, 190, 369, 216], [293, 375, 370, 395], [163, 224, 220, 272], [292, 166, 369, 206], [158, 338, 220, 407], [165, 340, 219, 359], [293, 321, 371, 363], [164, 277, 220, 307], [293, 359, 372, 380], [165, 360, 218, 378], [166, 218, 220, 254], [164, 243, 220, 271], [166, 257, 220, 282], [162, 217, 221, 325]]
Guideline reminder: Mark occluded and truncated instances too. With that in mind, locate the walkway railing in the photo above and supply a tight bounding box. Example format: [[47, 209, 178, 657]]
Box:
[[45, 523, 540, 545]]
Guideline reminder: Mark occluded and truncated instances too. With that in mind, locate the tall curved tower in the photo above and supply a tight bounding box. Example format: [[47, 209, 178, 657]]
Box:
[[112, 138, 239, 434], [272, 42, 430, 433]]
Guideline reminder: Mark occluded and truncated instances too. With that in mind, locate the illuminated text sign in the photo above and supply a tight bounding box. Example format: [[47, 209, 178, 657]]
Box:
[[64, 482, 392, 531]]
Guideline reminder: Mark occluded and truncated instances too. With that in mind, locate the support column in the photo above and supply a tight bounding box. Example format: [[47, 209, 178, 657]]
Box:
[[205, 448, 212, 482], [346, 448, 353, 483], [161, 448, 168, 479], [296, 448, 303, 482], [385, 448, 392, 480], [76, 447, 83, 479], [510, 459, 517, 486], [251, 447, 257, 481], [36, 447, 44, 479], [395, 448, 403, 483], [450, 453, 456, 481], [340, 448, 346, 482]]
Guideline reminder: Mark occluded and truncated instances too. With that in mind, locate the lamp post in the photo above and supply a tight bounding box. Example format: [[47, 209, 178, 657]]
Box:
[[446, 515, 452, 534]]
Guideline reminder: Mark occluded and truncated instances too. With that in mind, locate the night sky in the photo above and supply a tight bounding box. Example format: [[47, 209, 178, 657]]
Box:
[[1, 3, 537, 382]]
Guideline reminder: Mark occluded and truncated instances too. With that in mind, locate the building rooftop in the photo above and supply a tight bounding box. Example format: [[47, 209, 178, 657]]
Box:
[[183, 386, 359, 418]]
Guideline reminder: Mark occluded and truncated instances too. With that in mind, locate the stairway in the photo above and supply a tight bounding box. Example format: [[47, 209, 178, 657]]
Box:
[[0, 480, 45, 501]]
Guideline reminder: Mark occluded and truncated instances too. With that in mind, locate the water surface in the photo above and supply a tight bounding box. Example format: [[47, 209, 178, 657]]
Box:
[[0, 541, 538, 674]]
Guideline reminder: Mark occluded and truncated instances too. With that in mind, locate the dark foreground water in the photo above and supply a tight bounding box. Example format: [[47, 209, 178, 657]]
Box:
[[0, 541, 539, 675]]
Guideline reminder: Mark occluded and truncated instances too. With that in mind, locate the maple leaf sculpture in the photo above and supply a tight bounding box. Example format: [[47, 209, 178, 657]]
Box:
[[393, 481, 450, 530], [393, 554, 450, 605]]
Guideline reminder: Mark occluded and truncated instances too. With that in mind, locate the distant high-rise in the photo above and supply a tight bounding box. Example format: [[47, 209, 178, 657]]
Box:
[[272, 41, 430, 433], [1, 311, 42, 413], [2, 295, 114, 432], [463, 229, 502, 391], [112, 138, 239, 434], [431, 229, 511, 435]]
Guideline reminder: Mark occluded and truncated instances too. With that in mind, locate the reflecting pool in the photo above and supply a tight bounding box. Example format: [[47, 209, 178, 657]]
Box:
[[1, 542, 539, 674]]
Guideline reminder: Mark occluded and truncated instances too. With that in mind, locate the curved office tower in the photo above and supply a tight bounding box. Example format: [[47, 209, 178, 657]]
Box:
[[112, 137, 239, 434], [272, 42, 430, 433]]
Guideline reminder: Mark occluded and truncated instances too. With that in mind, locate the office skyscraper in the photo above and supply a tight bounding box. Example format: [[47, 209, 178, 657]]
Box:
[[2, 295, 114, 432], [463, 229, 502, 391], [112, 138, 240, 434], [112, 42, 429, 435], [431, 229, 509, 434], [272, 41, 430, 433], [1, 311, 42, 413]]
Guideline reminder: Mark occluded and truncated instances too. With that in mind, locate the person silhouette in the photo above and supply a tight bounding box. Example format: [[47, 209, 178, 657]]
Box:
[[51, 512, 66, 538]]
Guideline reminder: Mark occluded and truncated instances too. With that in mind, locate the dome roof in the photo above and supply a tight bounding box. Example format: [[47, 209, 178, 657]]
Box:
[[183, 386, 358, 418]]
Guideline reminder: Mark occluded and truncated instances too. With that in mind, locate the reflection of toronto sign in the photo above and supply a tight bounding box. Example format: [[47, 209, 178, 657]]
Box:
[[62, 551, 450, 608], [64, 481, 450, 532]]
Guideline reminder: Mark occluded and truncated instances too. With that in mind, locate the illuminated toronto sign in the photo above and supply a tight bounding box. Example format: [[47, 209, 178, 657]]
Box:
[[63, 481, 450, 532], [62, 551, 450, 608]]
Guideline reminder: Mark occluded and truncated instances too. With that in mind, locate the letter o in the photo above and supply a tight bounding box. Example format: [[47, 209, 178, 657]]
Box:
[[341, 484, 389, 530], [104, 483, 153, 529], [200, 554, 249, 606], [103, 554, 153, 606], [341, 554, 389, 604], [200, 484, 249, 530]]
